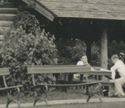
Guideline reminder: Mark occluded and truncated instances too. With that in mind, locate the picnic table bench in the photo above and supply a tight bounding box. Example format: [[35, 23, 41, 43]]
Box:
[[0, 68, 22, 108], [27, 65, 112, 106]]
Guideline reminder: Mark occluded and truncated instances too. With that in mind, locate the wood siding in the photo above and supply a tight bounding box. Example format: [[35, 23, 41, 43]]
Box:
[[36, 0, 125, 20]]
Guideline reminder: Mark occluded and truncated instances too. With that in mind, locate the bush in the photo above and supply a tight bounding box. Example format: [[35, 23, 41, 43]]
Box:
[[14, 11, 41, 35], [3, 29, 57, 65], [57, 38, 87, 64], [1, 11, 58, 92], [109, 40, 125, 56], [91, 41, 100, 66]]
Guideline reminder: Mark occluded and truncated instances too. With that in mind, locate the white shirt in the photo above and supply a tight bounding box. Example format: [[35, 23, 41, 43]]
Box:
[[74, 61, 85, 80], [76, 61, 85, 66], [76, 61, 95, 71], [111, 60, 125, 79]]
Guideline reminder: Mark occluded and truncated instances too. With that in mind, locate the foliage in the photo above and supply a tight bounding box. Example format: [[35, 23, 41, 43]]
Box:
[[3, 11, 57, 66], [14, 11, 41, 35], [108, 40, 125, 56], [108, 40, 125, 67], [3, 29, 57, 65], [57, 38, 87, 64], [0, 11, 57, 94], [91, 41, 100, 66], [91, 40, 125, 67]]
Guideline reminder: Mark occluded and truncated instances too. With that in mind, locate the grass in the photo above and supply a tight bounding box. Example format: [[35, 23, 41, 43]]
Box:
[[1, 89, 124, 108], [25, 102, 125, 108], [0, 89, 87, 104], [1, 89, 125, 108]]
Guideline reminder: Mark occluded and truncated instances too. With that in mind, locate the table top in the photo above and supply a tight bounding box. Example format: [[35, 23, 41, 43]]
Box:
[[28, 65, 111, 76]]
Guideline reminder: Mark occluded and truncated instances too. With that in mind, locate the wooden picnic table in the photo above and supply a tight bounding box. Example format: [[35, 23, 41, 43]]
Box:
[[0, 65, 113, 107], [27, 65, 112, 106]]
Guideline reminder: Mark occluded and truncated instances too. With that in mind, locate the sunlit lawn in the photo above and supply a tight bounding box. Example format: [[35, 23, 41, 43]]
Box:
[[1, 89, 125, 108], [0, 89, 87, 104], [26, 102, 125, 108]]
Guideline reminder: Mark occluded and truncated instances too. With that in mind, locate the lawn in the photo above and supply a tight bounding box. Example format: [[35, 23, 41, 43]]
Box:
[[25, 102, 125, 108], [0, 89, 87, 104], [1, 89, 124, 108]]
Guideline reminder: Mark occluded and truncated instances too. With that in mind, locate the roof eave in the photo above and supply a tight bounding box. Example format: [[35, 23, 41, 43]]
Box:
[[22, 0, 55, 21]]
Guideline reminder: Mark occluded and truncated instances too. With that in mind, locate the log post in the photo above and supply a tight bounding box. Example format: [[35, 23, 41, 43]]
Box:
[[101, 29, 108, 69]]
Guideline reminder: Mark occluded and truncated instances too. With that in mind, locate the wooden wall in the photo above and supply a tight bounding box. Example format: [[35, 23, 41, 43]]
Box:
[[37, 0, 125, 20]]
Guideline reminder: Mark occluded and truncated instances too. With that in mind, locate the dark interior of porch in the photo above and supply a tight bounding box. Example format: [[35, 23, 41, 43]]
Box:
[[44, 18, 125, 67], [46, 18, 125, 41]]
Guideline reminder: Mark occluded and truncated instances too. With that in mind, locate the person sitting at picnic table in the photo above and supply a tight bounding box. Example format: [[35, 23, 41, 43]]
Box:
[[73, 56, 88, 81], [74, 55, 94, 81], [110, 54, 125, 97], [76, 55, 88, 66]]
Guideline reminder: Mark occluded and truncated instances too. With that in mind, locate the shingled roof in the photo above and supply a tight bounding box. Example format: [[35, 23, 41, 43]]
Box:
[[22, 0, 125, 21]]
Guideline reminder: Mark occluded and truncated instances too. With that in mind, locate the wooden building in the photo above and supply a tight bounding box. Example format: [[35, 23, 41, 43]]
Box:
[[1, 0, 125, 68]]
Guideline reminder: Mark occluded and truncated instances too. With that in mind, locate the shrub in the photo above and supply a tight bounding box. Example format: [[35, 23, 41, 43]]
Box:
[[57, 38, 87, 64], [91, 41, 100, 66], [14, 11, 41, 35], [1, 11, 57, 92]]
